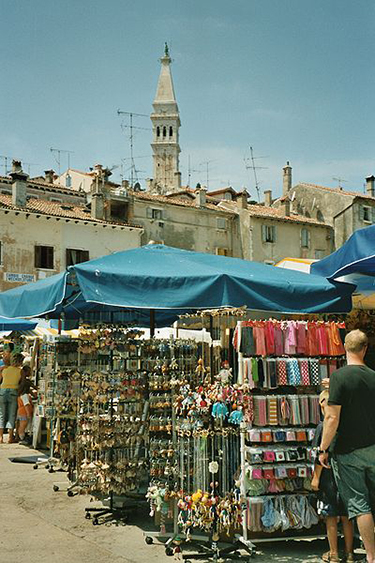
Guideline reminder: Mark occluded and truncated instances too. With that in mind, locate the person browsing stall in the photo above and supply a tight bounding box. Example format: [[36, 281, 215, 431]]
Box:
[[319, 329, 375, 563], [312, 390, 354, 562], [0, 352, 25, 443]]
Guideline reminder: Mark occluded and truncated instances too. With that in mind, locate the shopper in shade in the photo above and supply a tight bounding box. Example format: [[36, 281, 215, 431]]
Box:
[[0, 352, 25, 443], [319, 329, 375, 563]]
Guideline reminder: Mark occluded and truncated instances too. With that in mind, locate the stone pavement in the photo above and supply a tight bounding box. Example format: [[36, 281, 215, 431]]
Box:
[[0, 443, 366, 563]]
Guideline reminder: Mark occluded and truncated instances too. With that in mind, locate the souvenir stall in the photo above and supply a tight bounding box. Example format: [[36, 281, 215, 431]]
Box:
[[235, 318, 346, 545], [145, 315, 348, 561], [0, 245, 354, 555]]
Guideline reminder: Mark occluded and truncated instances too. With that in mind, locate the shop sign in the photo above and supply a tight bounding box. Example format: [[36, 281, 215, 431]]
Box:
[[4, 272, 35, 283]]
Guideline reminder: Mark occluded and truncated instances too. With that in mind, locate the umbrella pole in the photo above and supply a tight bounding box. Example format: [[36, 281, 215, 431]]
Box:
[[150, 309, 155, 338]]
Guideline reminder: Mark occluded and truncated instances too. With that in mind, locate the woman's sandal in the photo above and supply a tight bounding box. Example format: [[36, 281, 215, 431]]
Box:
[[322, 552, 340, 562]]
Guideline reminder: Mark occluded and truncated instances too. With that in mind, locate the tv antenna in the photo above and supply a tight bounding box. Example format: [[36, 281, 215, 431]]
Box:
[[117, 110, 149, 187], [50, 147, 74, 175], [0, 155, 12, 175], [187, 155, 200, 187], [199, 159, 218, 189], [332, 176, 348, 189], [23, 162, 40, 176], [244, 146, 268, 202]]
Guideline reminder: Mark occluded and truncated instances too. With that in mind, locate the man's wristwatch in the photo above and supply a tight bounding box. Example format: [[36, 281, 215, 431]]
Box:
[[318, 448, 329, 454]]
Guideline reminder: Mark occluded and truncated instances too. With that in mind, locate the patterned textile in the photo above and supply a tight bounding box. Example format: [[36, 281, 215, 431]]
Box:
[[299, 359, 310, 386], [308, 359, 320, 385], [277, 359, 288, 386], [287, 359, 301, 386]]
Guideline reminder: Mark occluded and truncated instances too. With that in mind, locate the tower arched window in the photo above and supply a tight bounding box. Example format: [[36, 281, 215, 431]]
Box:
[[169, 126, 173, 137], [156, 126, 160, 137], [163, 126, 167, 137]]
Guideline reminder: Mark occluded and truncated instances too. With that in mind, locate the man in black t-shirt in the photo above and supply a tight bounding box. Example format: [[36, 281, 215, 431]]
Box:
[[319, 329, 375, 563]]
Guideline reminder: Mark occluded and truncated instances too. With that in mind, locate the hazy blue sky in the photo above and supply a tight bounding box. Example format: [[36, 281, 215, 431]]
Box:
[[1, 0, 374, 198]]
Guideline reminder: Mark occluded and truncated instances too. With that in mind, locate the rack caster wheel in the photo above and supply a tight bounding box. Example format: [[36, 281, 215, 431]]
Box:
[[33, 464, 38, 470], [145, 536, 153, 545], [85, 513, 91, 519], [92, 518, 99, 526], [48, 468, 54, 474], [67, 490, 74, 497], [53, 485, 59, 492], [165, 547, 173, 556]]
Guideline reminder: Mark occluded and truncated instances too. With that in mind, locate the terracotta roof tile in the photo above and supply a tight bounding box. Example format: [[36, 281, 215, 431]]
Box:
[[298, 182, 375, 200], [0, 175, 86, 197], [0, 194, 139, 228], [130, 190, 231, 213], [218, 200, 328, 226]]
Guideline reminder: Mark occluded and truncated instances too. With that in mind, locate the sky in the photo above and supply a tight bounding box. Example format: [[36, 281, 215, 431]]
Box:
[[1, 0, 374, 199]]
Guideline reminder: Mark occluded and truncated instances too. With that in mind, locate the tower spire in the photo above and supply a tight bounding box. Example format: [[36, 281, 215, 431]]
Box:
[[149, 45, 181, 194]]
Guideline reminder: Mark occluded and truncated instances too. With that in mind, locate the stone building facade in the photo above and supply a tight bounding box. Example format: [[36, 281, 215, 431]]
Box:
[[272, 163, 375, 249], [0, 162, 142, 292]]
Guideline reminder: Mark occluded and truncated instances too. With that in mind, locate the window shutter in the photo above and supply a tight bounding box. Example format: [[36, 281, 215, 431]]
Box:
[[47, 247, 54, 269], [359, 205, 364, 221], [261, 225, 267, 242], [146, 207, 153, 219], [308, 230, 311, 248], [35, 246, 40, 268], [272, 226, 276, 242], [371, 207, 375, 224]]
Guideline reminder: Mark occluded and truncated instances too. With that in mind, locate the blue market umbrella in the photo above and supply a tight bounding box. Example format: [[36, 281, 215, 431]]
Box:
[[0, 245, 354, 325], [311, 224, 375, 309], [0, 316, 37, 331]]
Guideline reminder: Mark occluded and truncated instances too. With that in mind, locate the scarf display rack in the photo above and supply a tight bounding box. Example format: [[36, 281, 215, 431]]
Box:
[[235, 318, 346, 545]]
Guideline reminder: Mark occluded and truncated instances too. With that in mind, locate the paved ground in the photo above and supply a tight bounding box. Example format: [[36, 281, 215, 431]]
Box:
[[0, 442, 367, 563]]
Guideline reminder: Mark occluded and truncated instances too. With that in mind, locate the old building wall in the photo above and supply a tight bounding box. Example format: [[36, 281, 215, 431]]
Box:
[[0, 211, 142, 291], [248, 217, 332, 264], [289, 184, 354, 226], [132, 199, 237, 256]]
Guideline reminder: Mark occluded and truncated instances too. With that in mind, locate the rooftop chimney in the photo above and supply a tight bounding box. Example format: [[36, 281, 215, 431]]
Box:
[[237, 191, 248, 209], [44, 169, 56, 184], [195, 187, 206, 207], [281, 198, 290, 217], [283, 161, 292, 196], [264, 190, 272, 207], [91, 191, 105, 220], [366, 175, 375, 197], [10, 160, 28, 207]]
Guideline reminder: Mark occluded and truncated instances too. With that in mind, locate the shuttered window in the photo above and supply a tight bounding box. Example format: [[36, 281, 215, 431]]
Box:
[[261, 225, 276, 243], [301, 228, 310, 248], [66, 249, 89, 267], [147, 207, 163, 220], [35, 246, 54, 269], [359, 205, 374, 223], [217, 217, 227, 230], [216, 247, 229, 256]]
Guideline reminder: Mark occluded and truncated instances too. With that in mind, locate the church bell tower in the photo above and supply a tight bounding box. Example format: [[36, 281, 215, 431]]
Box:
[[149, 44, 181, 194]]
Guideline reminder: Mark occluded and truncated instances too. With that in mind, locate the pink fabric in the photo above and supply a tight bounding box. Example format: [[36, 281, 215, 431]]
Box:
[[296, 323, 306, 354], [274, 325, 284, 355]]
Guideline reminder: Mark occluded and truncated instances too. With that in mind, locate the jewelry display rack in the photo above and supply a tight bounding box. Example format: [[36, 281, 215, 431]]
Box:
[[34, 339, 80, 474], [235, 318, 346, 546], [75, 327, 148, 525]]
